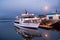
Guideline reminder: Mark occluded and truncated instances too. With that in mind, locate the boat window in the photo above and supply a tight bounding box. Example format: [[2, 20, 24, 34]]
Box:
[[15, 22, 19, 24], [24, 20, 31, 23], [32, 20, 39, 23], [22, 16, 34, 18], [23, 20, 39, 23]]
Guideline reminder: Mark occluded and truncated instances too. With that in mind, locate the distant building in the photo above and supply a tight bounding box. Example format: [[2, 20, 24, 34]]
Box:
[[38, 15, 46, 18], [39, 15, 46, 20], [46, 12, 60, 20]]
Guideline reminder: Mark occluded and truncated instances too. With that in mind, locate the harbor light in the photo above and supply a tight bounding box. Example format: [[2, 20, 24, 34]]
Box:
[[44, 6, 49, 10]]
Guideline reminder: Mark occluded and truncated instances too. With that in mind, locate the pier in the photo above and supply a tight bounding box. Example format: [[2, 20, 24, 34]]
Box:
[[39, 20, 60, 30]]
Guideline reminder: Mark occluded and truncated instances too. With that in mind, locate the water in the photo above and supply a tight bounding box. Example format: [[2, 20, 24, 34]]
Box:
[[0, 20, 22, 40], [0, 20, 60, 40]]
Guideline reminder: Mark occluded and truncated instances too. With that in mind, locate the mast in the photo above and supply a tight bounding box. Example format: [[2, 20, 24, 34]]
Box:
[[56, 9, 57, 13], [25, 9, 28, 14]]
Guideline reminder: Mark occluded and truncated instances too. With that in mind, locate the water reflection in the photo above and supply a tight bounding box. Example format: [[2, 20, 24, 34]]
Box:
[[15, 27, 42, 40], [15, 27, 60, 40], [45, 33, 48, 38]]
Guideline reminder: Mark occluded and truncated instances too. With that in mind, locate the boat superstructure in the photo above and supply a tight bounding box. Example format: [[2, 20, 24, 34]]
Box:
[[14, 10, 40, 30]]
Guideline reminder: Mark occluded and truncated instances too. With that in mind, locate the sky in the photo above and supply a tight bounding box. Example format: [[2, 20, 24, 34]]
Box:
[[0, 0, 60, 18]]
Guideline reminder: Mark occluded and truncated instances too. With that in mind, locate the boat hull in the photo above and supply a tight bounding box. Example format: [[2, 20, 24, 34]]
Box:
[[14, 23, 39, 30]]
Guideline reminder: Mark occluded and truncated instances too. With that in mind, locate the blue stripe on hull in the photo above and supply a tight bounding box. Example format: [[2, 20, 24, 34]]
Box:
[[20, 26, 38, 30]]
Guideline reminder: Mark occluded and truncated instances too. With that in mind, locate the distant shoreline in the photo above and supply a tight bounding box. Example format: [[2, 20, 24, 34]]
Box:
[[0, 20, 14, 22], [0, 18, 15, 20]]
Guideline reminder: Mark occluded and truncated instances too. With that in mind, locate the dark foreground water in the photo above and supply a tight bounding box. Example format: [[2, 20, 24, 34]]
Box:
[[0, 20, 60, 40]]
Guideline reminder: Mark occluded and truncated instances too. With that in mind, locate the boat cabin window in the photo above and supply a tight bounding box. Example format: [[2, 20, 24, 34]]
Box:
[[15, 22, 19, 24], [22, 16, 34, 18], [23, 20, 39, 23]]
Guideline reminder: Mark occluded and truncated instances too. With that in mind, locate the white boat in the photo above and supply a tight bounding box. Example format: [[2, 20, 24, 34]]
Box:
[[14, 10, 42, 39], [14, 10, 40, 30]]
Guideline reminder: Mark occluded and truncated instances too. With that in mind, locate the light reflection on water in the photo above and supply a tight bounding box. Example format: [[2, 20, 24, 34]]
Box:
[[38, 28, 60, 40], [0, 21, 60, 40]]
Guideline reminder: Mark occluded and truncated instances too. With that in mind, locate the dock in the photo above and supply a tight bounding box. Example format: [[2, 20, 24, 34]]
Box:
[[39, 20, 60, 30]]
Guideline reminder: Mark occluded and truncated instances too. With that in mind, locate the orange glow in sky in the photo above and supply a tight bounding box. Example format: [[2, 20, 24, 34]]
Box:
[[44, 6, 49, 10]]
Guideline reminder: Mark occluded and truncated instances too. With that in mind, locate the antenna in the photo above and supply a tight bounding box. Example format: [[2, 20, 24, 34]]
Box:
[[56, 9, 57, 13], [25, 9, 27, 14]]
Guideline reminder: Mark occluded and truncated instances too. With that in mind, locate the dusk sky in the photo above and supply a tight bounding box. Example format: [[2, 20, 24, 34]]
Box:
[[0, 0, 60, 18]]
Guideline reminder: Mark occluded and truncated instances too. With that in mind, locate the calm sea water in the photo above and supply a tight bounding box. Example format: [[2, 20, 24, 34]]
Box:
[[0, 20, 60, 40]]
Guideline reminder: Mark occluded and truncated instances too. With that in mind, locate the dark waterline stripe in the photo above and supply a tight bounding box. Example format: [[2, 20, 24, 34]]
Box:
[[20, 26, 38, 30]]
